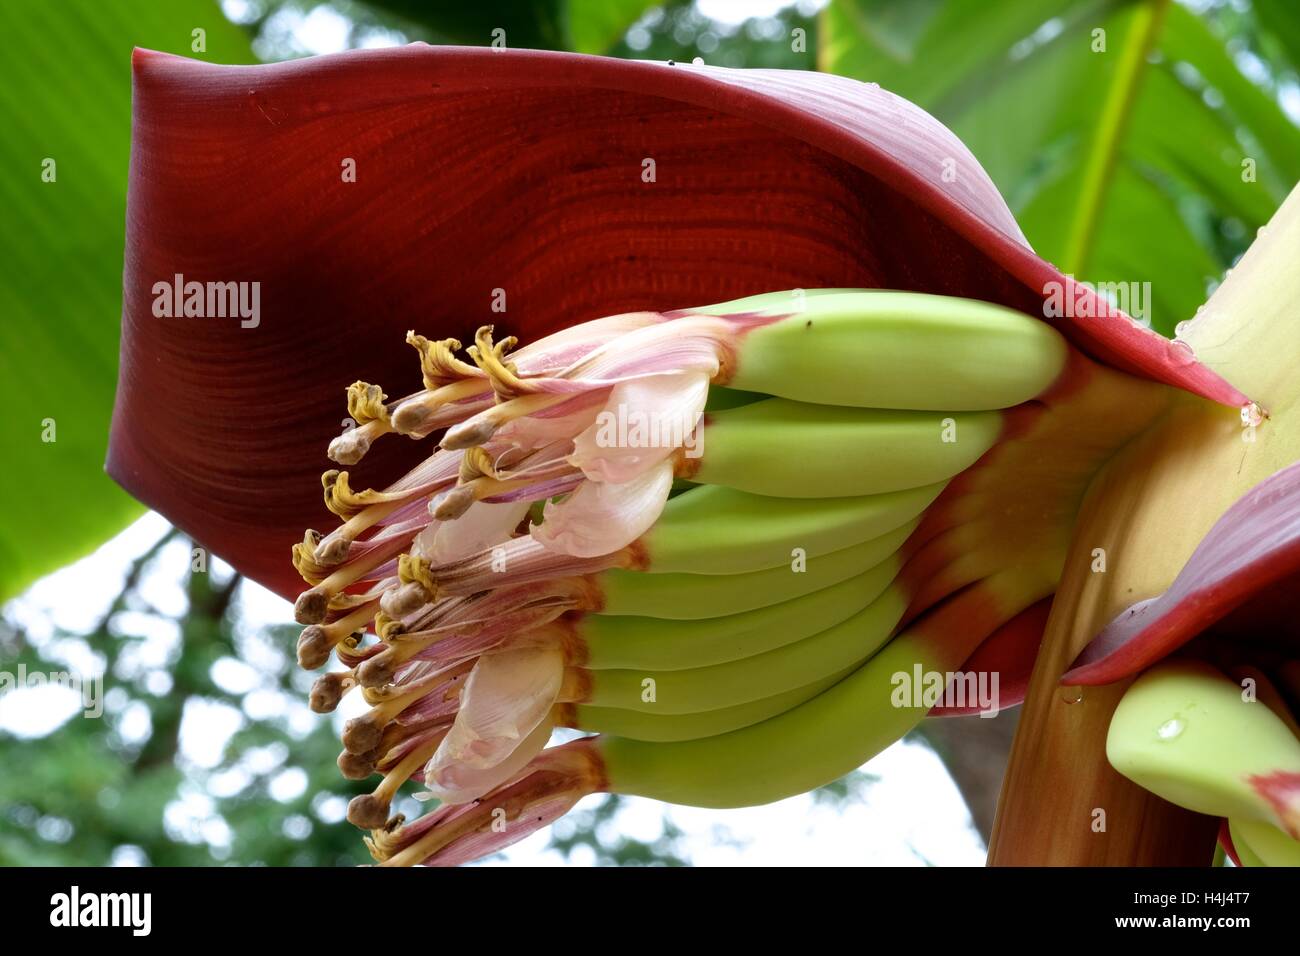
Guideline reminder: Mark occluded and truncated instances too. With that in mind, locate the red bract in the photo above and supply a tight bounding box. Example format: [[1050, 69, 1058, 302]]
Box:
[[1065, 459, 1300, 684], [107, 45, 1244, 600]]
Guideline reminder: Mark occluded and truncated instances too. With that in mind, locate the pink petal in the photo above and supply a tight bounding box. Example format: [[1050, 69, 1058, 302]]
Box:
[[532, 459, 674, 557]]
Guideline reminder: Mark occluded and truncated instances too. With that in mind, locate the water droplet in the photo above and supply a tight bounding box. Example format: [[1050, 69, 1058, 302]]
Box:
[[1174, 320, 1193, 338], [1257, 225, 1268, 237], [1170, 339, 1196, 365], [1241, 402, 1264, 427], [1061, 686, 1084, 705], [1157, 718, 1184, 740], [691, 56, 704, 66]]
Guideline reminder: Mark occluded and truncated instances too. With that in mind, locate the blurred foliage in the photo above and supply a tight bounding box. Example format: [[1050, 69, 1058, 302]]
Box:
[[1, 532, 370, 866], [821, 0, 1300, 335], [0, 0, 254, 602]]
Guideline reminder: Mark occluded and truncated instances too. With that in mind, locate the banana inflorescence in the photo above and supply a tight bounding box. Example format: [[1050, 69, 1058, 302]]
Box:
[[284, 287, 1166, 864]]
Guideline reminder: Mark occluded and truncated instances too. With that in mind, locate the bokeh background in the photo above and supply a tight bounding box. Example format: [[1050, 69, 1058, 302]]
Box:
[[2, 0, 1298, 866]]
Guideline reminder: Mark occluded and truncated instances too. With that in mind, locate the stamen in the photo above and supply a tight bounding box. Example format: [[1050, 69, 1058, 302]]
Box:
[[440, 392, 573, 450], [328, 420, 386, 465], [297, 601, 377, 670], [294, 534, 415, 623], [322, 470, 415, 520], [390, 380, 493, 436], [345, 381, 391, 427], [291, 529, 328, 584], [310, 671, 357, 713], [374, 740, 600, 866], [407, 332, 482, 389], [347, 730, 447, 829], [467, 325, 526, 399], [342, 660, 475, 752], [338, 748, 379, 780]]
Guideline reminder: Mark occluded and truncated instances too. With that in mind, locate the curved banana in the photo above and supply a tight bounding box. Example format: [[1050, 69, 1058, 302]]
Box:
[[596, 517, 918, 618], [580, 553, 901, 671], [1231, 817, 1300, 867], [595, 572, 1037, 806], [641, 480, 944, 574], [1106, 660, 1300, 839], [705, 289, 1069, 410], [561, 669, 850, 743], [693, 399, 1001, 498], [576, 585, 908, 715]]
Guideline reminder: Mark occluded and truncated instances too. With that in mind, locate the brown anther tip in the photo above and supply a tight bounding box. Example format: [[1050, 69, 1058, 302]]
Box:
[[356, 652, 397, 689], [379, 581, 430, 619], [294, 588, 329, 625], [312, 535, 352, 567], [440, 419, 496, 450], [297, 626, 334, 671], [337, 749, 379, 780], [391, 401, 433, 436], [328, 430, 372, 466], [347, 793, 393, 830], [309, 672, 354, 713], [343, 714, 384, 754], [431, 485, 476, 521]]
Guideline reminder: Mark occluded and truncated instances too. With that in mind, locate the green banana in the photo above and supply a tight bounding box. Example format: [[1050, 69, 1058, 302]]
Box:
[[564, 669, 850, 743], [591, 571, 1041, 807], [580, 553, 901, 671], [579, 585, 908, 714], [701, 289, 1068, 411], [695, 399, 1001, 498], [1106, 660, 1300, 838], [1228, 819, 1267, 867], [596, 517, 918, 618], [597, 623, 941, 806], [640, 480, 944, 574], [1231, 817, 1300, 867]]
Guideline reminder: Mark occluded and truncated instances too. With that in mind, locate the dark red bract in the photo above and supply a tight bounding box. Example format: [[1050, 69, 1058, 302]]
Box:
[[109, 45, 1244, 599]]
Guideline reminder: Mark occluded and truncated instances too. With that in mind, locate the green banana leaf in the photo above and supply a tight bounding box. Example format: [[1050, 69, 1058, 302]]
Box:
[[820, 0, 1300, 336], [360, 0, 658, 53], [0, 0, 254, 601]]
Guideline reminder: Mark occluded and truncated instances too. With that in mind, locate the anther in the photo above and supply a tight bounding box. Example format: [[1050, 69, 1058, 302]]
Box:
[[310, 671, 356, 713], [294, 588, 330, 625]]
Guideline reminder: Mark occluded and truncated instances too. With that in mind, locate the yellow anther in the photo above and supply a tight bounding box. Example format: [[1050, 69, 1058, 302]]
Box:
[[374, 611, 405, 642], [467, 325, 530, 400], [346, 381, 391, 427], [292, 529, 328, 585], [406, 331, 480, 390], [458, 446, 500, 484], [397, 553, 438, 594], [321, 470, 408, 519]]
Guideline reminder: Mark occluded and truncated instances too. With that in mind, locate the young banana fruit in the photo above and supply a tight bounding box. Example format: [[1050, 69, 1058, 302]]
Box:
[[283, 286, 1155, 861]]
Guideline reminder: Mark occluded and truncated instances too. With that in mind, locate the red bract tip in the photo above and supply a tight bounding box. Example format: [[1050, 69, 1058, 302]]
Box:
[[1065, 460, 1300, 685]]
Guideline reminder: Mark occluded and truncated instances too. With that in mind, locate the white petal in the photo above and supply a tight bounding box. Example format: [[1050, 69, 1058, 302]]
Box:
[[412, 499, 530, 565], [424, 644, 563, 794], [532, 459, 674, 558], [422, 718, 555, 806], [569, 371, 708, 483]]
